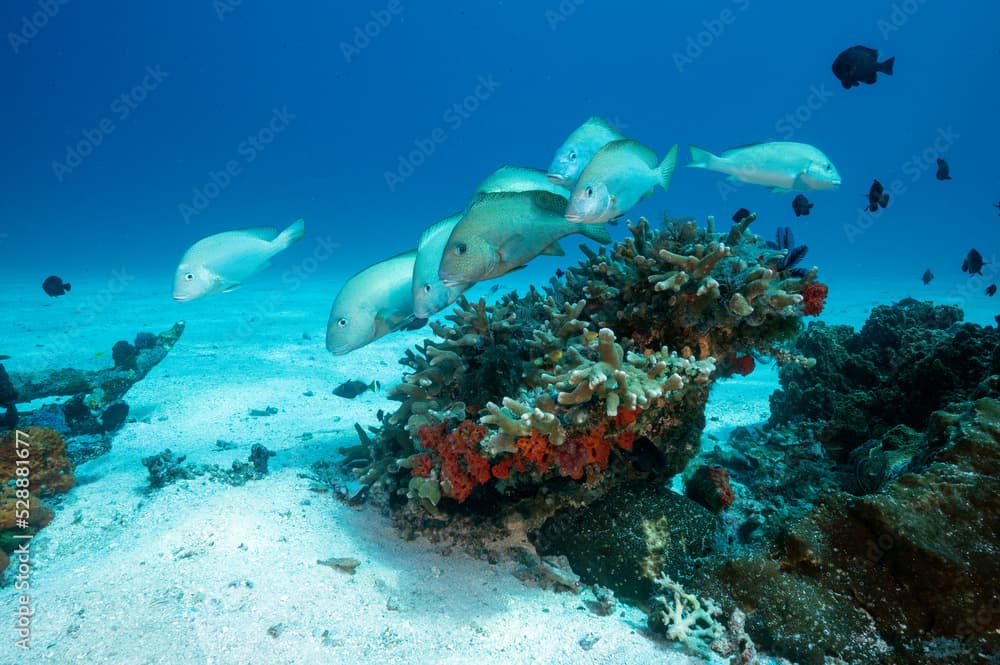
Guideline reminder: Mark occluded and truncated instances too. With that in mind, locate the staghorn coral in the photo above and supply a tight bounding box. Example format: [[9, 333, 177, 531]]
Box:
[[352, 214, 820, 517]]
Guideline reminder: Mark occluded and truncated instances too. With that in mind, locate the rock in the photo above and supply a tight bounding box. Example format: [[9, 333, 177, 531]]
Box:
[[100, 402, 129, 432], [532, 482, 720, 604], [685, 465, 735, 512], [111, 340, 138, 371]]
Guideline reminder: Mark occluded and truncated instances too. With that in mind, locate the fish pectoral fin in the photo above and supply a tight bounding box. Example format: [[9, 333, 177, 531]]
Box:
[[770, 187, 789, 195], [399, 316, 428, 331], [539, 241, 566, 257], [725, 175, 741, 183], [791, 174, 809, 190]]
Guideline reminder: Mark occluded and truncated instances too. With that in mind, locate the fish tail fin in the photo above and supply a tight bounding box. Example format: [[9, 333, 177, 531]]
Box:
[[686, 144, 717, 169], [64, 283, 71, 292], [658, 144, 678, 191], [580, 224, 612, 245], [274, 218, 306, 249], [878, 56, 895, 76]]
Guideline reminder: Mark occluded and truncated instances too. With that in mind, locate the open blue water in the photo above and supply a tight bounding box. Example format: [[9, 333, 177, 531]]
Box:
[[3, 1, 997, 311]]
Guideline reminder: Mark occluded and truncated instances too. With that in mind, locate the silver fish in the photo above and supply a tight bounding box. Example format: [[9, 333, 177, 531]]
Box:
[[438, 190, 610, 286], [547, 117, 624, 188], [686, 142, 841, 192], [473, 165, 570, 201], [412, 213, 469, 319], [326, 250, 423, 355], [173, 219, 305, 301], [565, 140, 677, 224]]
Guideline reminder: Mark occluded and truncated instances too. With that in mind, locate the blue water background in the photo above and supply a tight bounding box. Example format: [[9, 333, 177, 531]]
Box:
[[2, 0, 997, 323]]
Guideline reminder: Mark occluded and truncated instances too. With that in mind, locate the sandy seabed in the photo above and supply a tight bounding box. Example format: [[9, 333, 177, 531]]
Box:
[[1, 266, 995, 665]]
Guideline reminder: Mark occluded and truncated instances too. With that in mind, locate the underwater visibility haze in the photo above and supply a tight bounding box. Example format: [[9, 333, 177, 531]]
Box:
[[1, 2, 999, 664]]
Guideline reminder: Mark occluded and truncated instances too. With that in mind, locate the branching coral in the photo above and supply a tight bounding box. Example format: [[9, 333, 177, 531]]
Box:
[[350, 213, 819, 516]]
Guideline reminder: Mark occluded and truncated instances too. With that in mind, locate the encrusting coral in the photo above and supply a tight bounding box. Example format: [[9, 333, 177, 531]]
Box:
[[350, 214, 822, 518]]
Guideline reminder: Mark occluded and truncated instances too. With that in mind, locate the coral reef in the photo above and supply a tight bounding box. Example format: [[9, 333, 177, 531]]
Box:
[[5, 322, 185, 465], [0, 427, 75, 573], [351, 214, 821, 519], [769, 298, 999, 461], [678, 303, 1000, 664]]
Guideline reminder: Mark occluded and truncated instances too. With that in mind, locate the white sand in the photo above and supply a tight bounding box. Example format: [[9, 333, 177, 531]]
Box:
[[1, 266, 995, 664]]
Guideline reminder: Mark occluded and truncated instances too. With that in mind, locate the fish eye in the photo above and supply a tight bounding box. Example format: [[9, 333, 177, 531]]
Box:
[[585, 186, 593, 198], [825, 164, 832, 171], [423, 284, 432, 293], [337, 318, 348, 327], [568, 150, 577, 161], [454, 242, 467, 256], [184, 273, 194, 281]]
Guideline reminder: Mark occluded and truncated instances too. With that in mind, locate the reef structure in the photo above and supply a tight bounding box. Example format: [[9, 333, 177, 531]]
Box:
[[350, 215, 822, 518]]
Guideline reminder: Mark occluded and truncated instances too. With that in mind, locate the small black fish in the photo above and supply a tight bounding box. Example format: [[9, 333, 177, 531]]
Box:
[[866, 179, 889, 212], [935, 158, 951, 180], [987, 284, 997, 297], [42, 275, 71, 297], [921, 269, 934, 285], [832, 45, 895, 89], [961, 248, 985, 276], [791, 194, 813, 217], [732, 208, 751, 223], [332, 379, 380, 399], [555, 268, 565, 278]]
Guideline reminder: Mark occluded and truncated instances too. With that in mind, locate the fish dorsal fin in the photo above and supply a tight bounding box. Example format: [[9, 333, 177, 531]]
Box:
[[720, 143, 763, 156], [389, 248, 419, 261], [235, 227, 279, 240], [418, 213, 463, 248], [596, 139, 659, 166]]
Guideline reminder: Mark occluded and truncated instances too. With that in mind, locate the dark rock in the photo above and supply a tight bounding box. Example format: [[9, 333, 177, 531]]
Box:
[[249, 443, 275, 474], [100, 402, 129, 432], [133, 332, 156, 350], [111, 340, 138, 371], [61, 395, 102, 435], [0, 364, 17, 406], [1, 405, 17, 430], [532, 482, 720, 605], [685, 465, 735, 512]]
